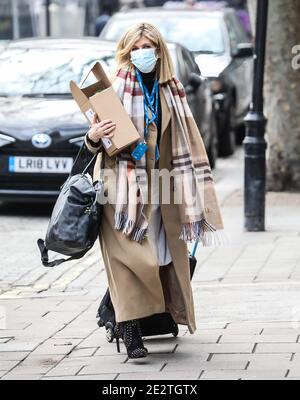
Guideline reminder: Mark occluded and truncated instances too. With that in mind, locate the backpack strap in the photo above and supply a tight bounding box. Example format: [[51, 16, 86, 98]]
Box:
[[37, 145, 105, 268], [37, 239, 86, 268]]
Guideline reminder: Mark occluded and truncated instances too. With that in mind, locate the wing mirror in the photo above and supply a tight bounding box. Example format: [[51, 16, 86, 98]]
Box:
[[233, 43, 254, 58], [189, 72, 203, 88], [185, 72, 203, 94]]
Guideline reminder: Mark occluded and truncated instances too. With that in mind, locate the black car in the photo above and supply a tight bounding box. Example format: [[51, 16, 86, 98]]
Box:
[[100, 7, 253, 156], [0, 37, 216, 203], [0, 38, 116, 203]]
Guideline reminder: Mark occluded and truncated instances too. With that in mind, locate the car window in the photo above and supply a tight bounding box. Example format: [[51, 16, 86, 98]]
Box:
[[168, 47, 180, 78], [230, 13, 249, 43], [175, 47, 189, 85], [102, 15, 225, 54], [0, 47, 115, 97], [225, 12, 249, 52], [178, 47, 196, 85], [183, 48, 201, 75], [226, 21, 239, 53]]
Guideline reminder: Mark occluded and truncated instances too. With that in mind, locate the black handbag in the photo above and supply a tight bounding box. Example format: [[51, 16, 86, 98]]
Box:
[[37, 144, 105, 268]]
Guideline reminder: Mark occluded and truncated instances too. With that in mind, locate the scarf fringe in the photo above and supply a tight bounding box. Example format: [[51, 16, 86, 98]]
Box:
[[122, 219, 135, 235], [179, 220, 230, 246], [200, 229, 229, 247], [130, 226, 148, 244], [114, 211, 128, 230], [115, 211, 148, 243]]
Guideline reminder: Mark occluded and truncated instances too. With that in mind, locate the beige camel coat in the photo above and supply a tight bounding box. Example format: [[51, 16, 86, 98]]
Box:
[[84, 86, 197, 334]]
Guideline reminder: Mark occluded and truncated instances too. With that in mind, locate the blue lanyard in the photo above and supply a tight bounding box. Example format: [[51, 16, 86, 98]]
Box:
[[136, 68, 160, 161]]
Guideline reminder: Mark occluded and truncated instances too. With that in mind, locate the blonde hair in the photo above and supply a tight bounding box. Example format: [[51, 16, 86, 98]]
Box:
[[111, 22, 174, 84]]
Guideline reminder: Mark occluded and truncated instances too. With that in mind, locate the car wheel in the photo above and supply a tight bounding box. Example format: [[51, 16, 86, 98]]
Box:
[[207, 111, 218, 169], [218, 100, 236, 157], [106, 327, 114, 342]]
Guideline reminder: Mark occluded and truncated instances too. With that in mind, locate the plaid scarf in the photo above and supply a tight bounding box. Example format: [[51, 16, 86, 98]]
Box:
[[111, 65, 226, 246]]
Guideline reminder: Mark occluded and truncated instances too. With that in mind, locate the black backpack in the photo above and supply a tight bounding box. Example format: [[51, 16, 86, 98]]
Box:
[[37, 144, 104, 268]]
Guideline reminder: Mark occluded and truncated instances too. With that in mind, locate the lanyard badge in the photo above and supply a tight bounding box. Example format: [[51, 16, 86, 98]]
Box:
[[131, 69, 159, 162], [131, 141, 148, 161]]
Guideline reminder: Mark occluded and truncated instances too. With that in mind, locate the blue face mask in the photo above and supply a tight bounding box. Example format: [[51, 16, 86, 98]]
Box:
[[130, 48, 158, 73]]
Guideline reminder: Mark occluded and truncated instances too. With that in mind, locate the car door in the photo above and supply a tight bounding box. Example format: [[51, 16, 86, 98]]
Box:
[[178, 46, 208, 135], [224, 11, 252, 119], [179, 46, 211, 145]]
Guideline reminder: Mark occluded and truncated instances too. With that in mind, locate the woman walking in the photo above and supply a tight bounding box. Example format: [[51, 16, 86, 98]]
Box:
[[85, 23, 226, 359]]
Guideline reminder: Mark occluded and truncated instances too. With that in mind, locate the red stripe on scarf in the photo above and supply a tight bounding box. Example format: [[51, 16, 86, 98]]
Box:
[[170, 86, 185, 98], [124, 85, 143, 96], [170, 77, 186, 98], [117, 69, 143, 96], [117, 69, 137, 83]]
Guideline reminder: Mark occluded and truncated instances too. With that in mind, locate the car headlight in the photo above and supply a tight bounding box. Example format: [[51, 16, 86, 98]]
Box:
[[0, 133, 16, 148], [210, 79, 224, 93]]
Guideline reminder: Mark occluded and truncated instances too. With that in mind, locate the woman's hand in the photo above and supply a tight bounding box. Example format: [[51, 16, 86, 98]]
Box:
[[87, 113, 116, 143]]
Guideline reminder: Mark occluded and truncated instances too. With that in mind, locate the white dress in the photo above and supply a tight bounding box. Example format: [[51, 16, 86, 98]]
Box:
[[147, 160, 172, 267], [148, 204, 172, 266]]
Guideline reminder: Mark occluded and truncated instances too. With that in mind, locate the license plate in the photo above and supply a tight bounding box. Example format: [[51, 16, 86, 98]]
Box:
[[8, 156, 73, 174]]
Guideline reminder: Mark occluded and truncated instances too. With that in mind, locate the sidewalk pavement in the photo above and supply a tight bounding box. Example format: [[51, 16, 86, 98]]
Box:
[[0, 147, 300, 380]]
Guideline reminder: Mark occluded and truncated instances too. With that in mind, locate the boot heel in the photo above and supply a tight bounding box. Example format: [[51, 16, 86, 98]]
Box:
[[116, 336, 120, 353], [115, 323, 121, 353]]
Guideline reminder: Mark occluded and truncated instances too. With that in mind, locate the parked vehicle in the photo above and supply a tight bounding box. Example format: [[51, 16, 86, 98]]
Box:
[[195, 1, 252, 38], [163, 1, 252, 39], [100, 7, 253, 156], [0, 37, 216, 203], [0, 38, 113, 203]]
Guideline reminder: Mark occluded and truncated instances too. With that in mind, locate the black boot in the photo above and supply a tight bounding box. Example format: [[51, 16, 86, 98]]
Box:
[[114, 319, 148, 359]]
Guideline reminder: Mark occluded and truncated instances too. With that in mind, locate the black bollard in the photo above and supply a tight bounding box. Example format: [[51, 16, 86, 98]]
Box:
[[244, 0, 269, 232]]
